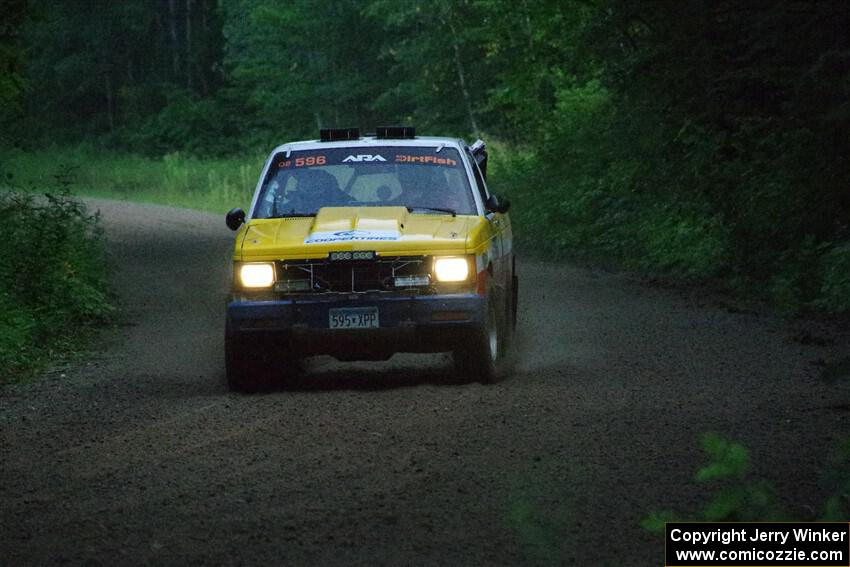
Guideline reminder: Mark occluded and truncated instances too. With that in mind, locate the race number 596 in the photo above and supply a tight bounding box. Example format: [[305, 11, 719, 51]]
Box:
[[294, 156, 326, 167]]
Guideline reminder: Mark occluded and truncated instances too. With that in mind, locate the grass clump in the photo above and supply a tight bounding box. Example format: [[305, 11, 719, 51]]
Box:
[[0, 186, 113, 383], [0, 146, 260, 213]]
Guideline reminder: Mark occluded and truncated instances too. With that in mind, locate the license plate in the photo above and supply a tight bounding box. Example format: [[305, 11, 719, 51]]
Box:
[[328, 307, 379, 329]]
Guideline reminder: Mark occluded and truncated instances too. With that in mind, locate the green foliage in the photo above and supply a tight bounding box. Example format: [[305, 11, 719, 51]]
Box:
[[0, 185, 113, 382], [641, 434, 782, 527], [505, 498, 567, 566], [0, 0, 30, 125], [692, 434, 780, 522], [630, 206, 730, 280], [0, 298, 37, 371], [644, 434, 850, 529], [222, 0, 394, 141], [821, 438, 850, 520], [815, 243, 850, 313], [639, 511, 678, 535], [696, 434, 750, 482], [700, 481, 779, 522], [503, 462, 578, 566], [763, 236, 829, 315], [129, 92, 238, 157], [13, 0, 223, 148]]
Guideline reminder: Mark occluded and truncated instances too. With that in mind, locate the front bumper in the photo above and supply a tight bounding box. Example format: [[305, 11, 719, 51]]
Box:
[[226, 292, 486, 357]]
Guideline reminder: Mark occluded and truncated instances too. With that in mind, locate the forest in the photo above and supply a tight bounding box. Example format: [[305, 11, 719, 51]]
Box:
[[2, 0, 849, 314]]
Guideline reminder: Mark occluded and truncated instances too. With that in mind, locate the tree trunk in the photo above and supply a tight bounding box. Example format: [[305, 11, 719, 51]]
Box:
[[445, 15, 480, 138], [105, 72, 115, 133], [169, 0, 179, 79], [186, 0, 193, 91], [198, 0, 209, 95], [127, 51, 135, 83], [520, 0, 535, 57]]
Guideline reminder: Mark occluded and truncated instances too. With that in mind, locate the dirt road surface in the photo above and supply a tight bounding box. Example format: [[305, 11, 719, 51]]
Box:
[[2, 200, 848, 566]]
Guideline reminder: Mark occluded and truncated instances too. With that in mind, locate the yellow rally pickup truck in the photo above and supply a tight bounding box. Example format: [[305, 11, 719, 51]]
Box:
[[224, 127, 517, 392]]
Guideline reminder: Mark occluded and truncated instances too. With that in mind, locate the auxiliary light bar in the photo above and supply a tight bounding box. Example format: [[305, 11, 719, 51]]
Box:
[[375, 125, 416, 139], [319, 127, 360, 142]]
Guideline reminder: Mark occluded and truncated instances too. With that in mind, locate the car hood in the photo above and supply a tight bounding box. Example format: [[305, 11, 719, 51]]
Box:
[[237, 206, 483, 260]]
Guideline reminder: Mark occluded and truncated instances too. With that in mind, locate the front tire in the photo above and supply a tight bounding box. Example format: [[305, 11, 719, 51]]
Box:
[[225, 320, 294, 393], [454, 300, 500, 384], [226, 324, 264, 393], [511, 273, 519, 331]]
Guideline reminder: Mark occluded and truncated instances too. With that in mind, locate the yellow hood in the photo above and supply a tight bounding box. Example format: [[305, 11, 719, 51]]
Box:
[[236, 206, 485, 260]]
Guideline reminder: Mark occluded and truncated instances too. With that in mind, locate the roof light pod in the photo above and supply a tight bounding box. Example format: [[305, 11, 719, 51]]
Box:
[[320, 128, 360, 142], [375, 126, 416, 139]]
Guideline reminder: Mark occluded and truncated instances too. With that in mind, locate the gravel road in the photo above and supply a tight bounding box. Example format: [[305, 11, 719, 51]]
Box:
[[1, 199, 848, 566]]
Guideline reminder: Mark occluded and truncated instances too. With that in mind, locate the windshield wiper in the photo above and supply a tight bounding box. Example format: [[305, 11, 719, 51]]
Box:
[[270, 212, 317, 218], [406, 206, 456, 217]]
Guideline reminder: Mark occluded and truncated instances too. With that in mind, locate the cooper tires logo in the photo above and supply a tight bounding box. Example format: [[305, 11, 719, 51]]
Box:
[[304, 229, 400, 244]]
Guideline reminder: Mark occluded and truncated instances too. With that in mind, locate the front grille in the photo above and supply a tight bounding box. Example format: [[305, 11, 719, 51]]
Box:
[[276, 256, 430, 293]]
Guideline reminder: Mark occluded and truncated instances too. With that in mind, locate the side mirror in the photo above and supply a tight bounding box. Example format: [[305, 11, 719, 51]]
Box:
[[485, 194, 511, 214], [225, 207, 246, 231]]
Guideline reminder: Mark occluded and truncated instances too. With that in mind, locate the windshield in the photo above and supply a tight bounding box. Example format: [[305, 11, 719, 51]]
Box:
[[253, 146, 476, 218]]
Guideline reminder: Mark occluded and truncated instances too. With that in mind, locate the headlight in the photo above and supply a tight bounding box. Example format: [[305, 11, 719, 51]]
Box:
[[239, 263, 275, 288], [434, 257, 470, 282]]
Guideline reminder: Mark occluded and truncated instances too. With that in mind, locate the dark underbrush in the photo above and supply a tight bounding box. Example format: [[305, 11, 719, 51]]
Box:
[[0, 180, 113, 383]]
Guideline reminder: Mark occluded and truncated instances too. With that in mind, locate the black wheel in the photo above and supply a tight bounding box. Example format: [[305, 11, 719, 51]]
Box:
[[498, 274, 518, 376], [225, 319, 291, 393], [226, 321, 264, 393], [454, 300, 500, 384]]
